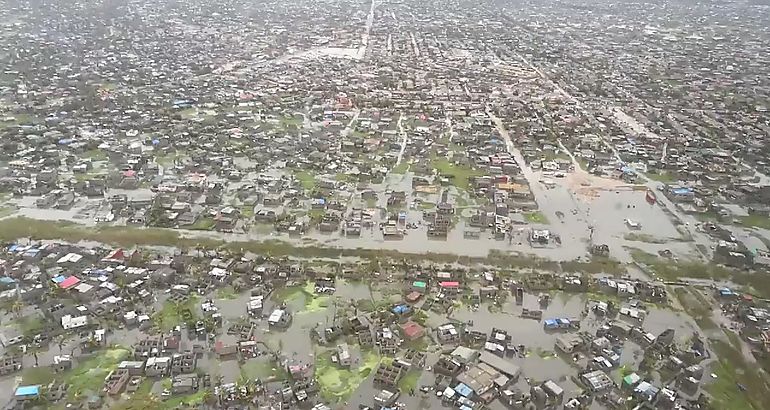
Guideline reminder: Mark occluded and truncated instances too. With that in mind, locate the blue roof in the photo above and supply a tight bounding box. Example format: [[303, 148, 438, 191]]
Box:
[[460, 406, 473, 410], [15, 385, 40, 396], [454, 383, 473, 397], [52, 275, 67, 283], [392, 304, 411, 314], [0, 277, 16, 284], [544, 319, 558, 326], [672, 188, 693, 195]]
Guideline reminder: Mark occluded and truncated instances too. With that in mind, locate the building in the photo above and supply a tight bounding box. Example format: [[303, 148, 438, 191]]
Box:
[[581, 370, 614, 392], [437, 323, 460, 344], [268, 309, 292, 328], [14, 385, 40, 401]]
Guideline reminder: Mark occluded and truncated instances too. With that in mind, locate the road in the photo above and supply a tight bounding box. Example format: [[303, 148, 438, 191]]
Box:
[[395, 113, 408, 166], [487, 108, 590, 258], [505, 50, 714, 261]]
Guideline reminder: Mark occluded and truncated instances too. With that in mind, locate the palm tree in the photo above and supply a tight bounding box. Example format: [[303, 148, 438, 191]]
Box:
[[10, 298, 23, 318]]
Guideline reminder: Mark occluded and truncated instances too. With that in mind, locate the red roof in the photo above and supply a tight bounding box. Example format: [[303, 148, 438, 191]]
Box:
[[59, 276, 81, 289], [439, 281, 460, 288], [400, 321, 425, 339], [122, 170, 136, 177], [102, 248, 125, 262]]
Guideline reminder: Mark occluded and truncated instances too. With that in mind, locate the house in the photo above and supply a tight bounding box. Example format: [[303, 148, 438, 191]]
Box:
[[214, 341, 238, 359], [455, 362, 500, 399], [268, 309, 292, 328], [104, 369, 131, 395], [0, 355, 22, 375], [437, 323, 460, 344], [337, 343, 352, 367], [117, 361, 145, 376], [478, 351, 521, 380], [171, 374, 199, 394], [581, 370, 614, 392], [145, 356, 171, 377], [555, 334, 584, 353], [61, 314, 89, 330], [400, 321, 425, 341], [171, 352, 196, 374], [14, 385, 41, 401]]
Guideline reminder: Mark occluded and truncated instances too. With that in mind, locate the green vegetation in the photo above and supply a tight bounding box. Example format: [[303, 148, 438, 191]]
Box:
[[623, 233, 667, 244], [418, 201, 435, 210], [0, 217, 661, 277], [707, 339, 770, 410], [158, 390, 208, 410], [240, 359, 288, 381], [280, 116, 303, 127], [645, 171, 677, 183], [431, 157, 483, 189], [398, 369, 422, 393], [351, 129, 369, 138], [270, 281, 329, 313], [64, 347, 131, 398], [315, 349, 381, 403], [215, 286, 239, 300], [391, 161, 410, 174], [14, 314, 44, 337], [737, 215, 770, 230], [294, 171, 316, 190], [628, 250, 770, 297], [82, 149, 108, 161], [523, 211, 549, 224], [189, 217, 215, 231], [672, 287, 716, 330], [240, 206, 254, 218], [335, 173, 353, 182], [561, 256, 625, 276], [152, 296, 199, 331]]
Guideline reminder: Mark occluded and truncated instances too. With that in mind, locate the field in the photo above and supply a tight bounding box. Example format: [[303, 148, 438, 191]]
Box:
[[314, 348, 381, 403]]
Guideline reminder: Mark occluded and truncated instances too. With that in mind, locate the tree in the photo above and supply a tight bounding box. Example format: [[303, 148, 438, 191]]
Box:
[[10, 298, 23, 318]]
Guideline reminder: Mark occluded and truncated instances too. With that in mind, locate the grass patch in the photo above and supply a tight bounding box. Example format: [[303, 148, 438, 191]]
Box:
[[241, 359, 288, 382], [279, 116, 303, 127], [83, 149, 108, 161], [561, 256, 625, 276], [294, 171, 316, 191], [189, 217, 215, 231], [523, 211, 549, 224], [240, 206, 254, 218], [707, 339, 770, 410], [315, 349, 381, 403], [738, 215, 770, 230], [398, 369, 422, 393], [215, 286, 239, 300], [270, 281, 329, 313], [66, 346, 131, 398], [392, 161, 410, 174], [431, 158, 483, 190], [335, 173, 353, 182], [645, 171, 677, 183], [418, 201, 435, 210], [672, 287, 716, 330], [624, 232, 667, 243], [152, 296, 199, 332]]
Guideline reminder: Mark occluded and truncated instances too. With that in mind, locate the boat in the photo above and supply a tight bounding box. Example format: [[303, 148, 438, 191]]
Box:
[[646, 189, 657, 205]]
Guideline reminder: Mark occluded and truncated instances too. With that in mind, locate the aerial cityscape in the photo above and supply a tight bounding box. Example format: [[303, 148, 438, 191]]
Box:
[[0, 0, 769, 409]]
